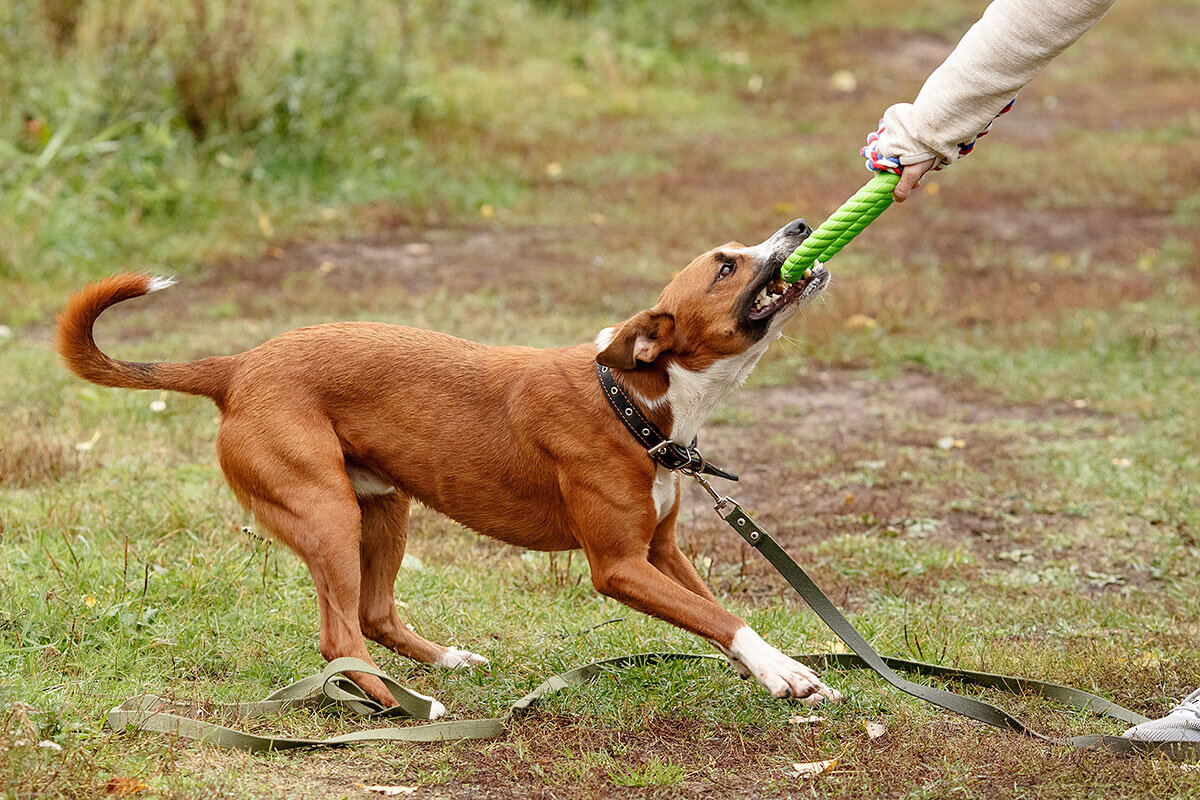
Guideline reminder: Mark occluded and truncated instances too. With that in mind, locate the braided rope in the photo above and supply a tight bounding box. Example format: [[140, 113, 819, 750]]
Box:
[[779, 172, 899, 282], [861, 97, 1016, 175]]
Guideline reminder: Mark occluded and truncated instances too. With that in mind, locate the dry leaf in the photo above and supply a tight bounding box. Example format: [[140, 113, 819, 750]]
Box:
[[829, 70, 858, 93], [791, 758, 837, 778], [544, 162, 563, 178], [843, 314, 878, 331], [1111, 458, 1132, 467], [257, 212, 274, 238], [843, 491, 856, 507], [75, 430, 101, 452], [104, 777, 149, 796], [864, 721, 887, 740], [787, 715, 827, 725], [361, 786, 418, 796], [479, 204, 495, 220]]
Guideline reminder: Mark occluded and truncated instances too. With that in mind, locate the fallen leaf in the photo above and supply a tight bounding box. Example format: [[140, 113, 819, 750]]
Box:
[[747, 74, 763, 93], [257, 212, 274, 238], [1071, 398, 1089, 408], [479, 204, 495, 220], [75, 430, 102, 452], [829, 70, 857, 93], [104, 777, 149, 796], [1111, 458, 1132, 467], [864, 721, 887, 740], [843, 491, 856, 507], [843, 314, 878, 331], [319, 261, 336, 273], [360, 785, 418, 796], [590, 212, 606, 225], [544, 162, 563, 178], [791, 758, 837, 778], [787, 715, 827, 725]]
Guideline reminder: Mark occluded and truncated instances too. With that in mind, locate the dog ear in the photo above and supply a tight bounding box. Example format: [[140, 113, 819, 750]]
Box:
[[595, 311, 675, 369]]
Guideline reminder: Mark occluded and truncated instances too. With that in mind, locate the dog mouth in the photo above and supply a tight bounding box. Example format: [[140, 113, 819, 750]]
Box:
[[747, 262, 830, 320]]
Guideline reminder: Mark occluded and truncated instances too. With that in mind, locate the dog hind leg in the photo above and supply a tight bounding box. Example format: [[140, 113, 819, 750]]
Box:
[[357, 492, 488, 669], [217, 417, 399, 707]]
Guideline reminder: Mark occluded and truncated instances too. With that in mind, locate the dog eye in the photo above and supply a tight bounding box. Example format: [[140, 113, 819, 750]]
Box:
[[716, 261, 736, 279]]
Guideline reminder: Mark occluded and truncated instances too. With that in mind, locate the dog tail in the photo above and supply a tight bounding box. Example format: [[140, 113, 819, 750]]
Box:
[[56, 274, 234, 407]]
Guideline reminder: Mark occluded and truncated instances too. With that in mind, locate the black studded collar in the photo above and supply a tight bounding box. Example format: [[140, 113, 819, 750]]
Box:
[[594, 362, 738, 482]]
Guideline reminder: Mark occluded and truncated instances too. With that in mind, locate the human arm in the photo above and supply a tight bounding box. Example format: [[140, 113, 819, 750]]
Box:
[[866, 0, 1118, 200]]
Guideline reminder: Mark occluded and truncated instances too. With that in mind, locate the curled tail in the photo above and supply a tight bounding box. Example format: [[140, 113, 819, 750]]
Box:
[[56, 273, 234, 407]]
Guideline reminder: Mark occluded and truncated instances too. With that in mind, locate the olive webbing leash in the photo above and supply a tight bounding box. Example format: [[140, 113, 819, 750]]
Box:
[[713, 494, 1199, 761], [106, 500, 1199, 759]]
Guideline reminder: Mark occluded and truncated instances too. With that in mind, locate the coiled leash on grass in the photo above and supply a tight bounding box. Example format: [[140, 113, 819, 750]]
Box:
[[105, 503, 1200, 761]]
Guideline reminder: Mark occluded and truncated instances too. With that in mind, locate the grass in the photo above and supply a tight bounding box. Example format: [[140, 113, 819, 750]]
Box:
[[3, 0, 1200, 797]]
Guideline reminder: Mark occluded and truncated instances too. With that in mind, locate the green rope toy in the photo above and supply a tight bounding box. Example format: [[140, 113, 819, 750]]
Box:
[[780, 171, 899, 282]]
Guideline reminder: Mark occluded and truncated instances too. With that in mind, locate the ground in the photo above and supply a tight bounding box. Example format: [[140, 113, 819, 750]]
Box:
[[3, 0, 1200, 798]]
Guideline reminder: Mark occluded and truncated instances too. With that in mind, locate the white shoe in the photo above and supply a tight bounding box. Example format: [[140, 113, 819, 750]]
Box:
[[1123, 687, 1200, 742]]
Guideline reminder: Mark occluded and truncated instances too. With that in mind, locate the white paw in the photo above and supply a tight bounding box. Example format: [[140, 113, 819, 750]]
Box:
[[428, 698, 447, 720], [436, 647, 489, 669], [730, 627, 842, 705]]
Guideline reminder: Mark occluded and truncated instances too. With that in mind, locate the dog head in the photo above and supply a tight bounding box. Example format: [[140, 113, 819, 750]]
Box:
[[595, 218, 829, 373]]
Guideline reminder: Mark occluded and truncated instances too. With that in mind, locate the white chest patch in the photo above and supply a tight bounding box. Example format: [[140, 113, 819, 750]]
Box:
[[665, 339, 772, 443], [651, 467, 678, 522]]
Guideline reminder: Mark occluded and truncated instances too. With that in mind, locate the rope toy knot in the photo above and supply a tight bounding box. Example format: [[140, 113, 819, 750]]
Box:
[[860, 97, 1017, 175]]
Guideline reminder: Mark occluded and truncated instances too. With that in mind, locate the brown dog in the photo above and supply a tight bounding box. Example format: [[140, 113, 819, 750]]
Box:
[[57, 218, 840, 711]]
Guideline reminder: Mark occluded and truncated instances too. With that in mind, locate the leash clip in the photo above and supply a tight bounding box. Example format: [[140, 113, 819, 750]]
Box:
[[690, 472, 734, 516]]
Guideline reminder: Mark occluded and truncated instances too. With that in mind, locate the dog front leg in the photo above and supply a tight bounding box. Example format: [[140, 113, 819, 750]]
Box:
[[570, 489, 839, 704]]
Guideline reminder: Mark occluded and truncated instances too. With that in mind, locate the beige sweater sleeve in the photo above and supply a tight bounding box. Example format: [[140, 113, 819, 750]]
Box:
[[877, 0, 1117, 167]]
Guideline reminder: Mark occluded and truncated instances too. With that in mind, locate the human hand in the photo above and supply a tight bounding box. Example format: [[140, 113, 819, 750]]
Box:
[[893, 158, 936, 203]]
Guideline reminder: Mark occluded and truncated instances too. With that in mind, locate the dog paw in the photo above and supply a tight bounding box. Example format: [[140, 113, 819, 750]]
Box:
[[729, 627, 841, 705], [437, 647, 489, 669], [429, 698, 447, 720]]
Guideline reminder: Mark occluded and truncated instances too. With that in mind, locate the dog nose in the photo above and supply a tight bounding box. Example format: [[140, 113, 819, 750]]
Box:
[[783, 218, 811, 238]]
